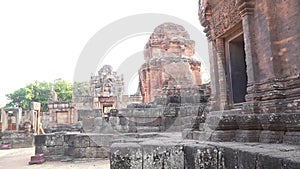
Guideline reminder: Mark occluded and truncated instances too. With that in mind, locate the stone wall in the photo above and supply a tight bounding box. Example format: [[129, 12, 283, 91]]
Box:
[[34, 133, 113, 160], [198, 0, 300, 146], [111, 139, 300, 169], [80, 103, 206, 134], [1, 131, 34, 148]]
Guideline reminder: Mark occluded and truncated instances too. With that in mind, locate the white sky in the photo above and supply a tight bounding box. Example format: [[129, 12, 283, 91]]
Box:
[[0, 0, 207, 106]]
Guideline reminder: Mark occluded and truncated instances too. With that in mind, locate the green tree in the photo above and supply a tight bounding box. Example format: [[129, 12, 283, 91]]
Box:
[[5, 79, 73, 112], [53, 78, 72, 102]]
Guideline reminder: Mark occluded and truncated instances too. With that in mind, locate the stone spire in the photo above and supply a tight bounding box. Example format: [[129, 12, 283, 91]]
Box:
[[139, 22, 202, 103]]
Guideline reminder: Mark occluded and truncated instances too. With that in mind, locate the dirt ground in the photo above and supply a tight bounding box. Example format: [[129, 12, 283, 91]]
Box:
[[0, 147, 110, 169]]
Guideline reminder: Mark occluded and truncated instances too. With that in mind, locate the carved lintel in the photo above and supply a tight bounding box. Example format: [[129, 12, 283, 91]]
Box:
[[200, 0, 242, 40]]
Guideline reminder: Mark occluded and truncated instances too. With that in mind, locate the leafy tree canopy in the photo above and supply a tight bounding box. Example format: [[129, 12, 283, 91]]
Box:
[[5, 78, 73, 112]]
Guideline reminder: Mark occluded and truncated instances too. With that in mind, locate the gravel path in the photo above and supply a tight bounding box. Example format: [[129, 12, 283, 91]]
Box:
[[0, 147, 110, 169]]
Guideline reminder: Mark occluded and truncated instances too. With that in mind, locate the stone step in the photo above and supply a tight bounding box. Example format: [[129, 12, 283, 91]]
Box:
[[110, 139, 300, 169]]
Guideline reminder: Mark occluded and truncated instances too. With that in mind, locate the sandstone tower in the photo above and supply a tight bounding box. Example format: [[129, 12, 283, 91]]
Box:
[[139, 23, 202, 103]]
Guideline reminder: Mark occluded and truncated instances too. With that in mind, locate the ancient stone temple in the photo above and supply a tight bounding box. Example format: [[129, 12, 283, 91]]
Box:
[[139, 23, 202, 103], [90, 65, 124, 114], [198, 0, 300, 144], [47, 86, 75, 127]]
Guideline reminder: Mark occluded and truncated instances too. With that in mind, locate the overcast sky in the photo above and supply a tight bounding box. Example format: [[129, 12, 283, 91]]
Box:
[[0, 0, 207, 106]]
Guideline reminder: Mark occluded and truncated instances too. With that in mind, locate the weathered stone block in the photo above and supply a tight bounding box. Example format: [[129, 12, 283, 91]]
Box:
[[206, 114, 238, 130], [282, 157, 300, 169], [220, 147, 238, 169], [259, 131, 284, 143], [141, 140, 184, 169], [236, 115, 262, 130], [237, 150, 257, 169], [256, 154, 283, 169], [184, 143, 219, 169], [210, 130, 235, 142], [64, 134, 77, 146], [47, 146, 66, 156], [110, 143, 142, 169], [283, 132, 300, 145], [45, 134, 64, 146], [282, 113, 300, 131], [73, 148, 86, 158], [74, 135, 90, 148], [258, 113, 285, 131]]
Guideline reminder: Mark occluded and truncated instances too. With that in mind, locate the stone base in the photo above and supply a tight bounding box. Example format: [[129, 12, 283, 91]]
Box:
[[1, 144, 12, 149], [28, 154, 46, 165], [110, 139, 300, 169], [205, 109, 241, 130]]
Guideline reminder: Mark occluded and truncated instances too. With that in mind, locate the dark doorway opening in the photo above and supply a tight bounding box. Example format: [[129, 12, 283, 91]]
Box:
[[103, 104, 113, 115], [227, 33, 247, 105]]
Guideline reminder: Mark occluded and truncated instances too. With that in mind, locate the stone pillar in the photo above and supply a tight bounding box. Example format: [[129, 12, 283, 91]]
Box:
[[237, 0, 257, 101], [208, 40, 220, 111], [216, 38, 229, 110], [236, 0, 260, 115]]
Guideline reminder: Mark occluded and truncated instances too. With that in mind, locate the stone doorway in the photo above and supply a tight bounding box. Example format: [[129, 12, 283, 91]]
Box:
[[103, 105, 113, 116], [226, 33, 247, 106]]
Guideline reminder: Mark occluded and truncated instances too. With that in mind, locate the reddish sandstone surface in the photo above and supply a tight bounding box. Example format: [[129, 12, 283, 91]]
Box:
[[139, 23, 202, 102]]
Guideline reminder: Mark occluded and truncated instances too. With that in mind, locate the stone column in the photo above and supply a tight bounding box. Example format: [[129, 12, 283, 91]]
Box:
[[207, 40, 220, 111], [238, 0, 257, 93], [216, 38, 229, 110], [236, 0, 259, 113]]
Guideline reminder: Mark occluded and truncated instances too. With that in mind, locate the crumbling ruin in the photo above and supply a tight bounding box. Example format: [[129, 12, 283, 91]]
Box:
[[26, 0, 300, 168], [187, 0, 300, 145], [139, 23, 202, 103], [0, 102, 42, 148]]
